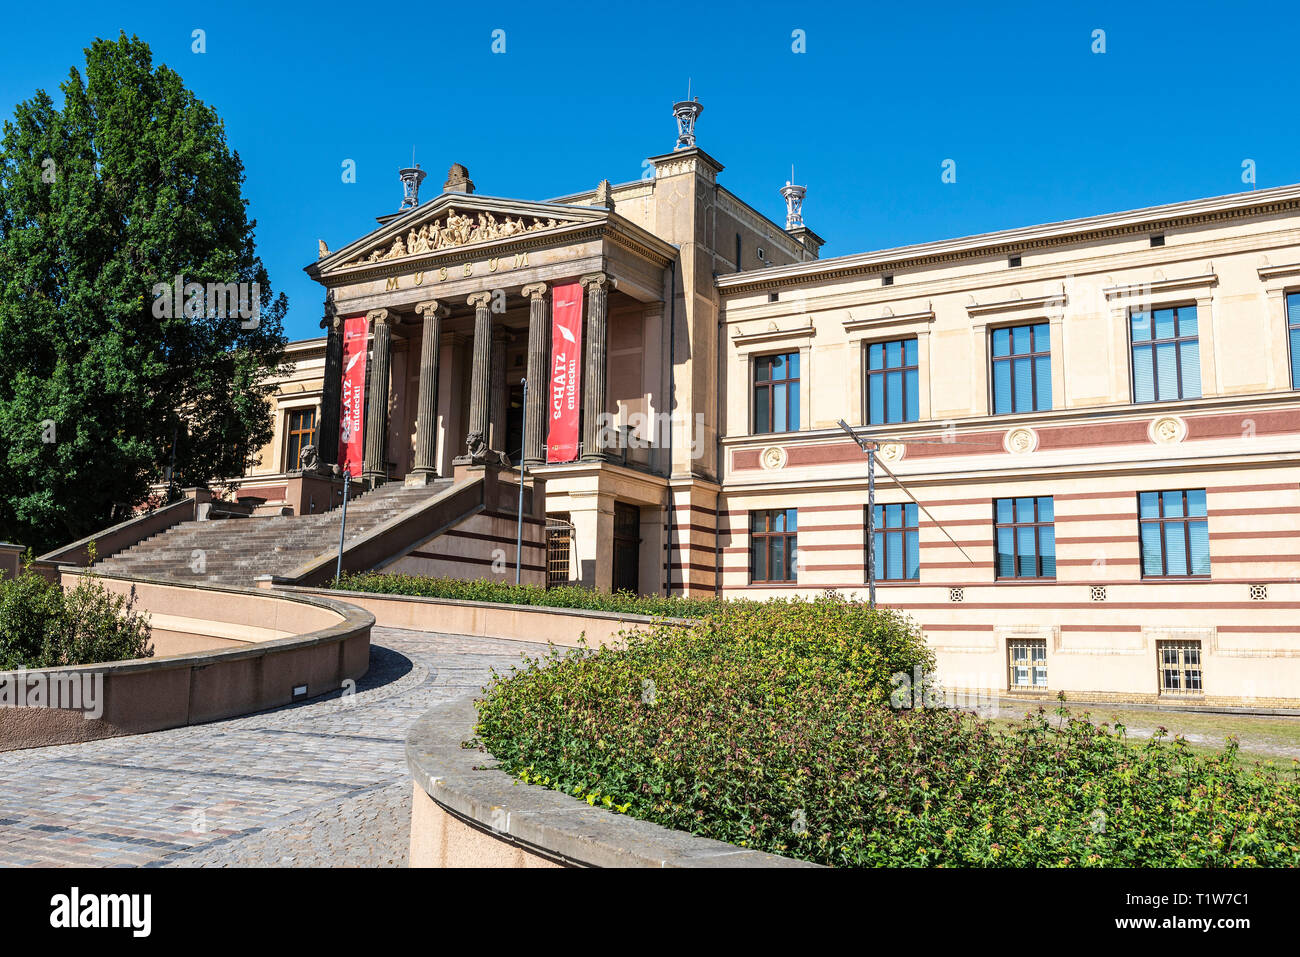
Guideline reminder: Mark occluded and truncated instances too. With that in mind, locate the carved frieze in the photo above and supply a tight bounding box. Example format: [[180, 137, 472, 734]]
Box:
[[345, 208, 579, 266]]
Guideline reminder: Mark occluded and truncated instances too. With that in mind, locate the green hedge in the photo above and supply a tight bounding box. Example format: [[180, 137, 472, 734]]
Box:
[[332, 572, 726, 618], [475, 596, 1300, 867], [0, 566, 153, 670]]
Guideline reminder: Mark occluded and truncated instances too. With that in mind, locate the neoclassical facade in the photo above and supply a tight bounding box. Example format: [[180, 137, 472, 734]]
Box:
[[241, 104, 1300, 706]]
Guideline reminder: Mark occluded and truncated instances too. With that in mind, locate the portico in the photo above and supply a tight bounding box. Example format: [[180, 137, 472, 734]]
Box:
[[303, 168, 682, 590], [249, 105, 819, 596]]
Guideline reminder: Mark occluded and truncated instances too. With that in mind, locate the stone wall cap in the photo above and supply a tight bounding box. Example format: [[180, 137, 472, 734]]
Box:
[[407, 695, 819, 868], [286, 584, 694, 628], [0, 572, 375, 679]]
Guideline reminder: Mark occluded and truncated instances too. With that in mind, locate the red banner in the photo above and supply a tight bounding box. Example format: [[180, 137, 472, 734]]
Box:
[[339, 315, 368, 476], [546, 282, 584, 463]]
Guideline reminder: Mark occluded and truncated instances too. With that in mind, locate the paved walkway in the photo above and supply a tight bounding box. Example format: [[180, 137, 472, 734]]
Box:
[[0, 628, 551, 867]]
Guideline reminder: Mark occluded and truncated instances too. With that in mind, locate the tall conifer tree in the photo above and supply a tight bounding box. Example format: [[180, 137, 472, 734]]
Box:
[[0, 33, 287, 551]]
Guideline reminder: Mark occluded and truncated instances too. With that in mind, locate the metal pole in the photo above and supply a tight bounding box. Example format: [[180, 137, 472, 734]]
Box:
[[866, 443, 876, 608], [335, 469, 351, 584], [168, 422, 179, 500], [515, 378, 526, 586]]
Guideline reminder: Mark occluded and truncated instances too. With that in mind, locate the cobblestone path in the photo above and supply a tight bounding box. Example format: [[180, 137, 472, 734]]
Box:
[[0, 628, 550, 867]]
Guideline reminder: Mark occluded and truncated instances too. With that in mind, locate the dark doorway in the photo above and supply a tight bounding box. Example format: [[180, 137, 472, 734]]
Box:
[[506, 382, 525, 463], [612, 502, 641, 594]]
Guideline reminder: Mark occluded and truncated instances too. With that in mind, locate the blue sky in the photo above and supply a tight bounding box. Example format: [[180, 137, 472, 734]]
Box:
[[3, 0, 1298, 341]]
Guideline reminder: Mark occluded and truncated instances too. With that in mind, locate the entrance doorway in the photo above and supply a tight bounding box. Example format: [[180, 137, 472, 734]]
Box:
[[505, 382, 524, 463], [612, 502, 641, 594]]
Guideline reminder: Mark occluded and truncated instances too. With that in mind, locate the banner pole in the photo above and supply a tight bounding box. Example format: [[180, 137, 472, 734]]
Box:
[[516, 378, 527, 586], [335, 469, 350, 584]]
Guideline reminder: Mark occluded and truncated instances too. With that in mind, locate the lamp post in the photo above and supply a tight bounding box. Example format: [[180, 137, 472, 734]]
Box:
[[837, 419, 877, 607], [837, 421, 978, 611]]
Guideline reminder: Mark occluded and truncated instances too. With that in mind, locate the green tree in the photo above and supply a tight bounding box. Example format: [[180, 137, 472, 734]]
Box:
[[0, 33, 287, 552]]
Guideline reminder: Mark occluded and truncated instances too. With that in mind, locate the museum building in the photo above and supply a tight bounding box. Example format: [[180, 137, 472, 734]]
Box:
[[236, 101, 1300, 707]]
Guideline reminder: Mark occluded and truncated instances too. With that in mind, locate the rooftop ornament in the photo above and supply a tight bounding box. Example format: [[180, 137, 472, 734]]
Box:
[[672, 96, 702, 151], [399, 164, 427, 211], [781, 173, 807, 230]]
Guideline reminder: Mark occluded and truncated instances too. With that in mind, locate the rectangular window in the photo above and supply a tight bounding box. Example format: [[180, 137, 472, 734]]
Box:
[[994, 496, 1056, 579], [1130, 304, 1201, 403], [1158, 640, 1203, 695], [750, 508, 798, 583], [286, 408, 317, 470], [991, 323, 1052, 414], [866, 338, 919, 425], [1139, 489, 1210, 577], [1288, 291, 1300, 389], [753, 352, 800, 434], [870, 502, 919, 580], [1008, 638, 1048, 689]]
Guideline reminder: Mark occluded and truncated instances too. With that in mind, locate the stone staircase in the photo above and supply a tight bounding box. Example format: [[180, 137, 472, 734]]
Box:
[[91, 480, 453, 586]]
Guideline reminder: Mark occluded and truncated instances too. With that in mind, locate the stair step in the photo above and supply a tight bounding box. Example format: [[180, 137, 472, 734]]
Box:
[[86, 479, 456, 585]]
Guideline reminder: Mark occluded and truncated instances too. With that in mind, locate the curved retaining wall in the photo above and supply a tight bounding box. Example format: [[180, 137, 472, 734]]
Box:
[[406, 696, 817, 868], [0, 573, 373, 752], [271, 584, 690, 648]]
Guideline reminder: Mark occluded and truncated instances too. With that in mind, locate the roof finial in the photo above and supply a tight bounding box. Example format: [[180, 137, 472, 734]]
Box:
[[780, 173, 807, 230], [672, 90, 703, 151], [398, 163, 426, 211]]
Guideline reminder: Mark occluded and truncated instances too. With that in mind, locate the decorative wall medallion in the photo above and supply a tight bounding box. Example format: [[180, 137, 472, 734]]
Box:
[[1003, 427, 1038, 454], [760, 446, 787, 470], [1148, 415, 1187, 445], [878, 442, 905, 463]]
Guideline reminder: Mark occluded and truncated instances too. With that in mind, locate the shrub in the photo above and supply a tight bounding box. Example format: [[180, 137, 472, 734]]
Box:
[[475, 598, 1300, 867], [332, 571, 727, 619], [0, 566, 152, 670]]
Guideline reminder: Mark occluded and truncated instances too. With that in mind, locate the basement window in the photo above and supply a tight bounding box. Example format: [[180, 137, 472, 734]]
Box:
[[1008, 638, 1048, 689]]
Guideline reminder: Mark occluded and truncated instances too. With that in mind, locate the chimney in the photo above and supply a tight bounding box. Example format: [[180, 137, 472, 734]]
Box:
[[398, 164, 426, 211], [444, 163, 475, 194]]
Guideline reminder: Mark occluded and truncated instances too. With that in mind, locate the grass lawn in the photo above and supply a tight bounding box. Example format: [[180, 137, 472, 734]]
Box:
[[993, 702, 1300, 768]]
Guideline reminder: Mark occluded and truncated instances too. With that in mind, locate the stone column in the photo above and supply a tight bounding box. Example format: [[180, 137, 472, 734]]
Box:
[[362, 308, 392, 487], [521, 283, 549, 469], [580, 272, 609, 463], [460, 291, 494, 463], [489, 326, 509, 459], [408, 300, 448, 486], [318, 307, 342, 467]]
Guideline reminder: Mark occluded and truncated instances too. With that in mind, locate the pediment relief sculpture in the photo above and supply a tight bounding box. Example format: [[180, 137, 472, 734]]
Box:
[[345, 208, 579, 266]]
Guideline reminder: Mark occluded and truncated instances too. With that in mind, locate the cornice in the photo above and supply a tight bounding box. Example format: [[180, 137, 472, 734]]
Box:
[[719, 228, 1300, 324], [729, 321, 815, 348], [715, 183, 1300, 293], [1104, 272, 1218, 300], [966, 290, 1067, 318], [842, 309, 936, 333], [307, 192, 612, 279], [312, 217, 675, 289], [646, 146, 725, 181], [1257, 262, 1300, 282]]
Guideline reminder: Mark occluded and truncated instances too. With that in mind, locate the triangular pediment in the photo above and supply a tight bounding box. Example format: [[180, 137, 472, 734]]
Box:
[[312, 194, 608, 276]]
